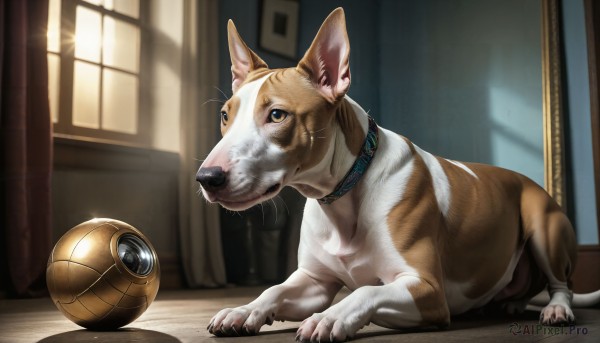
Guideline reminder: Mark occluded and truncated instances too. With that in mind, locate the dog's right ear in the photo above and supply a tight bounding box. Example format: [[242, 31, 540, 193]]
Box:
[[228, 20, 268, 93]]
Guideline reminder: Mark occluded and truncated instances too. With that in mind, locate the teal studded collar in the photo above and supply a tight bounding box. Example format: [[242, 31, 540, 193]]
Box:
[[318, 116, 379, 205]]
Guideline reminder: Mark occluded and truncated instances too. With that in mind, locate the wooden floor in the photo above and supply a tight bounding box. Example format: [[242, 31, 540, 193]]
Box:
[[0, 286, 598, 343]]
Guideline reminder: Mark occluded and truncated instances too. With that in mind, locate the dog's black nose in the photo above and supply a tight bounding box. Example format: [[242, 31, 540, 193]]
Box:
[[196, 167, 227, 192]]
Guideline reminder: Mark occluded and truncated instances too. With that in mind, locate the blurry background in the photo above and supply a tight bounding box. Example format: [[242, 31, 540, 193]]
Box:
[[1, 0, 598, 297]]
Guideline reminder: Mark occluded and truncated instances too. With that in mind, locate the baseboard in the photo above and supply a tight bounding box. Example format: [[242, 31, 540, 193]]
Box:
[[571, 245, 600, 293]]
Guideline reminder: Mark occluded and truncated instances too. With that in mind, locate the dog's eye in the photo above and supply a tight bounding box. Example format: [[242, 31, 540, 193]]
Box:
[[268, 109, 288, 123], [220, 111, 228, 125]]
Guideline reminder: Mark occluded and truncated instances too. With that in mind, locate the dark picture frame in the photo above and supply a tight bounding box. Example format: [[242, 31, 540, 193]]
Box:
[[259, 0, 299, 59]]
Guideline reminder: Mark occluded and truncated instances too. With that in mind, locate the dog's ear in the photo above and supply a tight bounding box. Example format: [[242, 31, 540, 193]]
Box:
[[297, 8, 350, 103], [228, 20, 268, 93]]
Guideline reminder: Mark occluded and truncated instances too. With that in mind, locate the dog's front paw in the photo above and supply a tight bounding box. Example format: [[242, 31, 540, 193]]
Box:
[[207, 306, 276, 336], [539, 304, 575, 326], [296, 312, 366, 342]]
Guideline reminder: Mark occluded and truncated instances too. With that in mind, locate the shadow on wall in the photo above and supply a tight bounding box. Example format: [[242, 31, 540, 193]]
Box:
[[379, 0, 544, 186]]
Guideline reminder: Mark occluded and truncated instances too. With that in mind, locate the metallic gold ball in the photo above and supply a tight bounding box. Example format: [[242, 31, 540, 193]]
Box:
[[46, 218, 160, 330]]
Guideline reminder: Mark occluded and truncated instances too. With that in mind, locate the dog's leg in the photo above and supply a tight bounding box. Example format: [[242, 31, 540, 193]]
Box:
[[207, 269, 341, 336], [523, 188, 577, 325], [530, 212, 577, 325], [296, 275, 449, 342]]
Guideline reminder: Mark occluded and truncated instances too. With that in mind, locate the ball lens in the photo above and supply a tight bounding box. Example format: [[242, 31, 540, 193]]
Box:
[[118, 234, 153, 276]]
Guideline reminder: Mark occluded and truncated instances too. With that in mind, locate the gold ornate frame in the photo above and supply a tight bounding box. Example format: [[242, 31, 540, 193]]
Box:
[[542, 0, 567, 209]]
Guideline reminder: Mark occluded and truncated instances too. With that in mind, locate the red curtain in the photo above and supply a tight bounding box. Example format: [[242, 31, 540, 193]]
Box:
[[0, 0, 53, 297]]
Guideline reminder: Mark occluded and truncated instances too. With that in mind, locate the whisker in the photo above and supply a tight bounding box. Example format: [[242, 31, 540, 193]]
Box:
[[276, 194, 290, 215], [259, 203, 265, 225], [247, 174, 268, 184], [270, 198, 279, 224], [202, 98, 226, 106], [194, 153, 210, 165], [214, 86, 231, 101]]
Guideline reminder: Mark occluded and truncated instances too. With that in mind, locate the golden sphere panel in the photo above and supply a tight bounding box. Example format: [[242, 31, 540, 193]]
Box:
[[47, 218, 160, 330]]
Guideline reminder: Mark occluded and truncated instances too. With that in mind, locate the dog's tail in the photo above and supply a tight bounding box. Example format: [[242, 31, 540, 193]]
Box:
[[529, 289, 600, 307]]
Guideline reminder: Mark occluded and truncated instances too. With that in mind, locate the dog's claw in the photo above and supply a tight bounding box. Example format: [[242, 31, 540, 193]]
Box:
[[242, 324, 257, 336], [295, 331, 310, 343]]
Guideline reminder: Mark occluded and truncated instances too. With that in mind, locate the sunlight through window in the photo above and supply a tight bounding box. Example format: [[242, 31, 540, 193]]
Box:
[[75, 6, 102, 63]]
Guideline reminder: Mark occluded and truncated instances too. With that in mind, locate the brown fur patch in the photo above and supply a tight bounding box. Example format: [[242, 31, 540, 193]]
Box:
[[407, 279, 451, 327], [388, 141, 578, 319], [239, 68, 277, 89], [220, 96, 240, 135], [386, 142, 565, 322], [436, 160, 522, 299], [519, 179, 577, 283], [336, 100, 364, 156], [253, 68, 337, 173], [387, 140, 450, 325]]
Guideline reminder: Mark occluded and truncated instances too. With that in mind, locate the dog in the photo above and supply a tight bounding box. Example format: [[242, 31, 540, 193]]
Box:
[[196, 8, 598, 342]]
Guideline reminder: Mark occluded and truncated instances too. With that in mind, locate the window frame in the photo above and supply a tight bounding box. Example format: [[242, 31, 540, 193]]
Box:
[[50, 0, 151, 146]]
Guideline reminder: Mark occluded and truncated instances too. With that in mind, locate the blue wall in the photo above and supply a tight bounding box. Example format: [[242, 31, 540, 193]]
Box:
[[379, 0, 544, 186]]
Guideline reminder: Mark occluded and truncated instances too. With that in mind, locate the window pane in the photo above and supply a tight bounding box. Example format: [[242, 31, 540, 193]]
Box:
[[48, 54, 60, 124], [47, 0, 61, 53], [75, 6, 102, 63], [73, 61, 100, 129], [104, 0, 139, 19], [103, 17, 140, 73], [102, 69, 138, 134]]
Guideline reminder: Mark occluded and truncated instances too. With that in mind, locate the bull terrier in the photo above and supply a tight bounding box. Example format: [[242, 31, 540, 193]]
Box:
[[196, 7, 598, 342]]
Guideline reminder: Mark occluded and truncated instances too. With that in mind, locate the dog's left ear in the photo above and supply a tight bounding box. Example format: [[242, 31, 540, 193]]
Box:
[[228, 20, 268, 93], [298, 8, 350, 103]]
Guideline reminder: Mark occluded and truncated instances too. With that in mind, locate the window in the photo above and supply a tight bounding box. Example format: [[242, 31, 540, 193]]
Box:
[[47, 0, 149, 145]]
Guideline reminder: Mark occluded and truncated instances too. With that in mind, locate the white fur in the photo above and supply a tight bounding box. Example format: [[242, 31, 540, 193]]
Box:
[[413, 145, 451, 217], [447, 159, 478, 179], [200, 74, 288, 210]]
